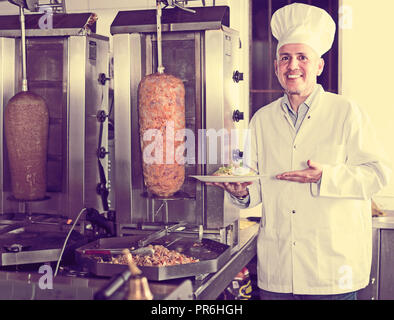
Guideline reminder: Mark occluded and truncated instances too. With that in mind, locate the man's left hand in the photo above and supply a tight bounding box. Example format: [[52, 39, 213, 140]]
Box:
[[276, 160, 322, 183]]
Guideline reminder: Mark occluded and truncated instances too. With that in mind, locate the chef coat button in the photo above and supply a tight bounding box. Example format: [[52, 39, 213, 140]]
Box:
[[292, 210, 296, 214], [307, 115, 311, 119], [293, 241, 296, 246], [293, 145, 296, 149]]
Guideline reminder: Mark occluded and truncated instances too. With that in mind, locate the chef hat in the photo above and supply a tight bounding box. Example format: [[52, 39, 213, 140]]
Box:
[[271, 3, 336, 57]]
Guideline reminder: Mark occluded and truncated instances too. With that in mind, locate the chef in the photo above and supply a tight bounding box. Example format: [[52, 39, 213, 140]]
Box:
[[209, 3, 392, 299]]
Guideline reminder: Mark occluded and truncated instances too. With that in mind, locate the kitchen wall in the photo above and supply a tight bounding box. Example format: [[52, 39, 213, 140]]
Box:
[[340, 0, 394, 209]]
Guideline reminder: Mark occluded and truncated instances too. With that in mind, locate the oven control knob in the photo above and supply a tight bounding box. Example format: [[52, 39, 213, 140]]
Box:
[[232, 70, 244, 83], [98, 73, 111, 85], [232, 149, 244, 161], [97, 147, 109, 159], [97, 110, 108, 123], [233, 110, 244, 122]]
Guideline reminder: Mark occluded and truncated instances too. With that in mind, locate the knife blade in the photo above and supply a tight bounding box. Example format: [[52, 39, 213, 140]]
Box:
[[82, 246, 154, 256]]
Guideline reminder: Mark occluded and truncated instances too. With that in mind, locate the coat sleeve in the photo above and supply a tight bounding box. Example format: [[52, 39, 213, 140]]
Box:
[[312, 101, 392, 199]]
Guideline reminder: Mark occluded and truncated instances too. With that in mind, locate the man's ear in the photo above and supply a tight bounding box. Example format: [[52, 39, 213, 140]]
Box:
[[274, 59, 278, 76], [317, 58, 325, 76]]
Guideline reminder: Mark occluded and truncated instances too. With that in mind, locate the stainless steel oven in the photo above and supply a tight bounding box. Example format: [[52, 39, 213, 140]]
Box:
[[0, 13, 110, 220], [111, 6, 247, 250]]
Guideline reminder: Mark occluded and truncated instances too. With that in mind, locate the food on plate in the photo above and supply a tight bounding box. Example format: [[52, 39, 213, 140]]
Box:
[[97, 244, 199, 267], [372, 200, 386, 217], [212, 164, 255, 176]]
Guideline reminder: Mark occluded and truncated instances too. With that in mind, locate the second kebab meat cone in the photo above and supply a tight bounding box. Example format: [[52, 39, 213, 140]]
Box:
[[4, 6, 49, 200], [5, 92, 49, 200]]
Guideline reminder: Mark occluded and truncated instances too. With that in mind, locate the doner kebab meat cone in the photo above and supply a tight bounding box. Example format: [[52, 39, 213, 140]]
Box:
[[4, 6, 49, 200], [138, 1, 186, 197]]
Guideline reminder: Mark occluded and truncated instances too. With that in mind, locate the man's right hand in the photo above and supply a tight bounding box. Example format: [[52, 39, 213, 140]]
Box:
[[206, 181, 252, 198]]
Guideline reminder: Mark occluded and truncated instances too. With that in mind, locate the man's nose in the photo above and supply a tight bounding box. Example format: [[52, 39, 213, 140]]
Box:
[[288, 57, 299, 70]]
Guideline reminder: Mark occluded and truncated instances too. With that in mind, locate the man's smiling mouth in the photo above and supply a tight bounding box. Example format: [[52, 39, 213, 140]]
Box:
[[287, 74, 303, 79]]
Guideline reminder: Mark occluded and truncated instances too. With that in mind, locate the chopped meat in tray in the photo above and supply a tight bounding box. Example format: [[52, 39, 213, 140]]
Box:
[[96, 244, 199, 267]]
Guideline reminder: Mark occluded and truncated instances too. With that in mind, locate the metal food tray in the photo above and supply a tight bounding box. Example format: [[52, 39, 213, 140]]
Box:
[[0, 214, 81, 266], [75, 234, 231, 281]]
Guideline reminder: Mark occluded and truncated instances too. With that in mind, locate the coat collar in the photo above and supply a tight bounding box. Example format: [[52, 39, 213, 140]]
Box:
[[280, 84, 324, 114]]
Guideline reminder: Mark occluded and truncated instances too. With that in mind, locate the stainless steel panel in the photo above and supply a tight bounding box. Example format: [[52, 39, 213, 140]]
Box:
[[67, 35, 110, 218], [0, 12, 102, 38], [378, 229, 394, 299], [25, 37, 67, 194], [111, 22, 224, 35], [84, 36, 109, 212], [109, 6, 230, 35], [67, 36, 86, 218], [0, 37, 16, 214], [372, 214, 394, 229], [113, 33, 146, 226], [205, 27, 241, 229], [130, 34, 148, 223], [358, 227, 379, 300], [113, 33, 132, 225]]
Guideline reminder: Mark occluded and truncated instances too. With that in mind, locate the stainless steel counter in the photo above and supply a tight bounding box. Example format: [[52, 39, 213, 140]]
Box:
[[358, 210, 394, 300], [372, 210, 394, 229], [143, 221, 259, 300], [0, 221, 259, 300], [193, 222, 259, 300]]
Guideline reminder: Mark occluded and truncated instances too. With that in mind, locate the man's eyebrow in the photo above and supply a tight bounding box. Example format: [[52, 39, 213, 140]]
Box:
[[279, 52, 308, 56]]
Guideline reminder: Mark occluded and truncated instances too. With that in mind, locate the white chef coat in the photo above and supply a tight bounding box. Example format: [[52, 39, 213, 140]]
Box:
[[235, 84, 392, 294]]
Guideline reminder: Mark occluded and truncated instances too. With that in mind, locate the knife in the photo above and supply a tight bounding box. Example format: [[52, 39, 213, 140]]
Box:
[[82, 246, 154, 256], [137, 222, 187, 247]]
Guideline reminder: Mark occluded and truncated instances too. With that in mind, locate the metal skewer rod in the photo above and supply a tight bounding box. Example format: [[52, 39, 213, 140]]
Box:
[[156, 0, 165, 74], [19, 6, 28, 92]]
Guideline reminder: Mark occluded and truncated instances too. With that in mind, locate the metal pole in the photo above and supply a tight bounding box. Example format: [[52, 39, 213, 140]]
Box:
[[156, 0, 165, 74], [19, 6, 28, 92]]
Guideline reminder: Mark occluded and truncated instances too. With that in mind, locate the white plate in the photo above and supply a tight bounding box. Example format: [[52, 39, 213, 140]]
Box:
[[190, 175, 266, 183]]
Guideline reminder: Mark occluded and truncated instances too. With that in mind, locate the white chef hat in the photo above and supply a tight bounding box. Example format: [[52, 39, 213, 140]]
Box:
[[271, 3, 336, 57]]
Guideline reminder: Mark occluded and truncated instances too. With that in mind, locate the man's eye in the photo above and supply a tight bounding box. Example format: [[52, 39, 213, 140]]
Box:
[[299, 55, 308, 61], [281, 56, 289, 61]]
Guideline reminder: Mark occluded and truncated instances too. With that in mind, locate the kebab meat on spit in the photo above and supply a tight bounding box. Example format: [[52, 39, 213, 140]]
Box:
[[4, 3, 49, 200], [138, 0, 186, 197]]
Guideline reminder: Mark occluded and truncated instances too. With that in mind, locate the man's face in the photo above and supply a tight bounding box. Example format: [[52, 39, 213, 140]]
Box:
[[274, 43, 324, 98]]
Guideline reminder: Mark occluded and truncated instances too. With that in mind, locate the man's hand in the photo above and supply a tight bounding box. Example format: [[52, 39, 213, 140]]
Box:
[[276, 160, 322, 183], [206, 181, 252, 198]]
